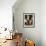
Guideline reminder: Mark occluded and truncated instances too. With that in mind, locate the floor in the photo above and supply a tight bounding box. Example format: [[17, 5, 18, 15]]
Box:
[[0, 39, 16, 46]]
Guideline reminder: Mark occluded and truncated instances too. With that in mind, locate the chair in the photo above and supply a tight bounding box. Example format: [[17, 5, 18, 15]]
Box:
[[15, 33, 23, 46], [25, 40, 35, 46]]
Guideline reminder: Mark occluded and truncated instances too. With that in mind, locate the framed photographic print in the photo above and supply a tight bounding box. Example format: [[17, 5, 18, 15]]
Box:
[[23, 13, 35, 28]]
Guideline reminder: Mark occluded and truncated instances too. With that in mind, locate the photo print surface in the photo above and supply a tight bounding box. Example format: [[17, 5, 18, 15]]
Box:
[[23, 13, 35, 28]]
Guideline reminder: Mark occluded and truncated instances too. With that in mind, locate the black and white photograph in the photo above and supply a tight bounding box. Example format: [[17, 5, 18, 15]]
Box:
[[23, 13, 35, 28]]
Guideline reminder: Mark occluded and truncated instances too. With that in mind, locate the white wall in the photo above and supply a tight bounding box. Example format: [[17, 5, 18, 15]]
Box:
[[0, 0, 16, 30], [41, 0, 46, 46], [13, 0, 41, 46], [13, 0, 46, 46]]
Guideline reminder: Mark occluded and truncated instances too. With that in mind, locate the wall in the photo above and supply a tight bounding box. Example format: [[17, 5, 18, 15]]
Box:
[[0, 0, 16, 30], [41, 0, 46, 46], [0, 0, 16, 39], [13, 0, 41, 46]]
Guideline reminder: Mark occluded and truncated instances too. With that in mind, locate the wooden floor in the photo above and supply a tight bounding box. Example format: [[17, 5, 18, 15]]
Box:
[[0, 39, 16, 46]]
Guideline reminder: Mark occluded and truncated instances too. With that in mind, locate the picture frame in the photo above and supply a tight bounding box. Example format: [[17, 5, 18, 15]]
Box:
[[23, 13, 35, 28]]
